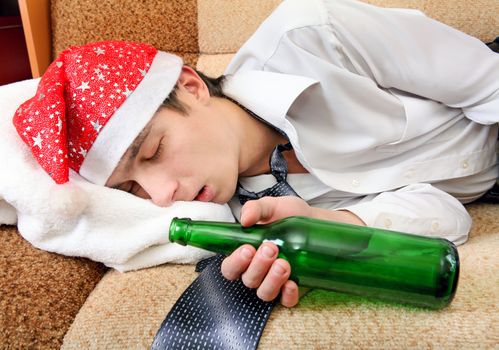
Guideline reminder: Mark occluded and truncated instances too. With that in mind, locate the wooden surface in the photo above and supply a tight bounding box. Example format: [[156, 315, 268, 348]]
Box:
[[18, 0, 51, 77]]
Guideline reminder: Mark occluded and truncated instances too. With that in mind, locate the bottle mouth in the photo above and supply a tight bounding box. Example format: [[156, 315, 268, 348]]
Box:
[[169, 217, 192, 245], [434, 241, 460, 308], [444, 242, 460, 300]]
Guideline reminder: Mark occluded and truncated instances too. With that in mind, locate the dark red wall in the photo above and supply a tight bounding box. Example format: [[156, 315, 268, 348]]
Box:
[[0, 2, 32, 85]]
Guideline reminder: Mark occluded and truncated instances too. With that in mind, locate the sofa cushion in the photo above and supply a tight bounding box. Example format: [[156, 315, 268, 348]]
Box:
[[10, 0, 498, 348], [51, 0, 498, 67], [0, 225, 107, 348], [61, 203, 499, 349], [51, 0, 200, 66]]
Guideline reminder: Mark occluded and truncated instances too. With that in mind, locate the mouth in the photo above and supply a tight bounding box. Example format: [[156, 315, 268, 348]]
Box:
[[194, 185, 215, 202]]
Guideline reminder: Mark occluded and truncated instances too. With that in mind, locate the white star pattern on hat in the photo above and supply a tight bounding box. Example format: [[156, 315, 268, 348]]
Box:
[[123, 86, 132, 97], [32, 133, 43, 149], [56, 117, 63, 134], [94, 47, 105, 55], [76, 82, 90, 92], [78, 147, 87, 157], [91, 120, 103, 132]]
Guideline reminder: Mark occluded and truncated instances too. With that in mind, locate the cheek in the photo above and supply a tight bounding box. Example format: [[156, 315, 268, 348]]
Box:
[[160, 146, 198, 178], [168, 133, 215, 163], [163, 123, 235, 177]]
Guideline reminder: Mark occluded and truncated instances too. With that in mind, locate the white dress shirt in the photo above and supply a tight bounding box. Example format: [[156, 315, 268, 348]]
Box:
[[223, 0, 499, 244]]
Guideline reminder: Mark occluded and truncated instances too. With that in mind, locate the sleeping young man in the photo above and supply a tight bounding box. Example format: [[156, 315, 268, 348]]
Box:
[[14, 0, 498, 308]]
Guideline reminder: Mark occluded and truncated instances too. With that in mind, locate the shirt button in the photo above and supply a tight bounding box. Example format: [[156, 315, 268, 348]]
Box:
[[431, 221, 440, 232], [352, 179, 360, 187], [404, 170, 415, 179], [461, 160, 469, 169], [384, 218, 392, 229]]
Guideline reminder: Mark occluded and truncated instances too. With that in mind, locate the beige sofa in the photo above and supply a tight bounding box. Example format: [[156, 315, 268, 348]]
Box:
[[1, 0, 498, 348]]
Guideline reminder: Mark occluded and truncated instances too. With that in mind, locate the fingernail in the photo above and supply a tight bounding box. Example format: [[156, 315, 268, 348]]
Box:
[[261, 245, 275, 258], [241, 247, 253, 260], [286, 285, 297, 294], [273, 263, 286, 276]]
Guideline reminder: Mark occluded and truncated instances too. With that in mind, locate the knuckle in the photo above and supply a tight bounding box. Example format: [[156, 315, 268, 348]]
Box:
[[280, 282, 299, 308], [222, 271, 237, 280], [241, 274, 259, 289], [221, 252, 250, 280], [256, 288, 274, 302], [220, 262, 238, 280]]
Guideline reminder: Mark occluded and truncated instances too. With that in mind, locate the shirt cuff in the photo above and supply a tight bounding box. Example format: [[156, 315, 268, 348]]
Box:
[[335, 201, 469, 245]]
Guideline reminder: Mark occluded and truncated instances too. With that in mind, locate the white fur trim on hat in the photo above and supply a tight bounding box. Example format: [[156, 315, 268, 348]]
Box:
[[79, 51, 183, 185]]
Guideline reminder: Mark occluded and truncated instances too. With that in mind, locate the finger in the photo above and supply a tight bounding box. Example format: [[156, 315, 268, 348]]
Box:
[[240, 197, 276, 227], [256, 258, 291, 302], [280, 280, 300, 308], [241, 242, 278, 288], [221, 244, 255, 280]]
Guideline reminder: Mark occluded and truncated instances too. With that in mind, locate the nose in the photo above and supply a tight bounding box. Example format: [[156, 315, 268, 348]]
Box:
[[137, 175, 179, 207]]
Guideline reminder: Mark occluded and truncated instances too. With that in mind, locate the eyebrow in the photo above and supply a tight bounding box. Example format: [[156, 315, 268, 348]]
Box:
[[126, 123, 152, 171], [110, 123, 152, 190]]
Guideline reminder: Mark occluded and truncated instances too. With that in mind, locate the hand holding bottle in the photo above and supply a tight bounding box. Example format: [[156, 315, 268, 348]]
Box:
[[221, 196, 311, 307], [221, 241, 300, 307], [221, 196, 367, 307], [222, 196, 331, 307]]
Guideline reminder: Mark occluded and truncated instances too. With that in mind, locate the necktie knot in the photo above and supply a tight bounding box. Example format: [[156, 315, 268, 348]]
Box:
[[237, 142, 300, 205]]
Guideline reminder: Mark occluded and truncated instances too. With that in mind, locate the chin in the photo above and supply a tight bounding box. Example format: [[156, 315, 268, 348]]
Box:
[[211, 177, 238, 204], [213, 195, 229, 205], [215, 190, 234, 205]]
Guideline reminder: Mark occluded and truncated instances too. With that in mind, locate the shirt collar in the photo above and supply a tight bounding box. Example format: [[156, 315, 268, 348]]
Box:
[[222, 70, 317, 130]]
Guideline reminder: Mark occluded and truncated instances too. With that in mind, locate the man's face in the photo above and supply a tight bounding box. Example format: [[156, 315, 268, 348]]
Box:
[[105, 79, 240, 207]]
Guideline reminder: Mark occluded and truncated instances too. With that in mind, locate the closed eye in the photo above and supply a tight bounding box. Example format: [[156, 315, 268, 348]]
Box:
[[148, 139, 164, 161]]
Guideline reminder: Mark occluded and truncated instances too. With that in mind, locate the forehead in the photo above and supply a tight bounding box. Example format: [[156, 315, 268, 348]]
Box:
[[106, 115, 156, 188]]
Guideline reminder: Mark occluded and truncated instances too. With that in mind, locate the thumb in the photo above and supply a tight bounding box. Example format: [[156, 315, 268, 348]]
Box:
[[240, 197, 277, 227]]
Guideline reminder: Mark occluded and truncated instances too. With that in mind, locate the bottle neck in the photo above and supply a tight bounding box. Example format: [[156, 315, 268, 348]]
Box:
[[169, 218, 265, 255], [169, 218, 193, 246]]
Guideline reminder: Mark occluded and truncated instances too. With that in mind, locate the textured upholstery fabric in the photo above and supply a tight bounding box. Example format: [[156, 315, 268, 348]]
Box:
[[51, 0, 200, 66], [50, 0, 498, 64], [0, 225, 107, 349], [3, 0, 497, 348], [62, 204, 499, 349]]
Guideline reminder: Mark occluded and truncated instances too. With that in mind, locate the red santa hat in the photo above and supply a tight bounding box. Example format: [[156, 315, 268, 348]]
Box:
[[12, 41, 182, 185]]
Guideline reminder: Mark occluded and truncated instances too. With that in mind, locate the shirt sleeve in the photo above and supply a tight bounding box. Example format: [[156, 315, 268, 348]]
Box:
[[340, 183, 472, 245], [326, 0, 499, 124]]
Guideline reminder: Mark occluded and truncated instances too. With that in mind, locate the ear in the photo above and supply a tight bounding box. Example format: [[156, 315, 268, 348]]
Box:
[[177, 66, 211, 104]]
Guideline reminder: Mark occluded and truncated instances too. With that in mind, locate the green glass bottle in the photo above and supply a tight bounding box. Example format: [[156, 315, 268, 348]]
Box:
[[169, 216, 459, 309]]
